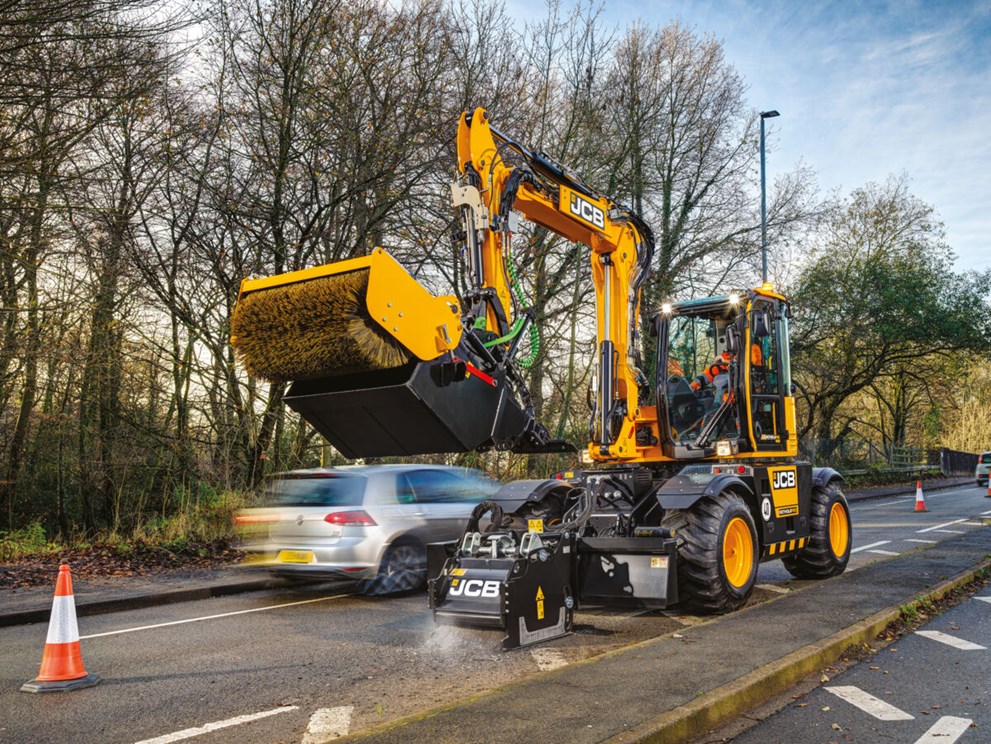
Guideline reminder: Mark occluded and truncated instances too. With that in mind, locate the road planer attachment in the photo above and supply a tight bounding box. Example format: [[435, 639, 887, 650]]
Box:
[[231, 248, 567, 458], [428, 480, 679, 650]]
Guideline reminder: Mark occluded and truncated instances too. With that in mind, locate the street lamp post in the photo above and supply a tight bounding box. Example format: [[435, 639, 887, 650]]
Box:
[[759, 109, 780, 284]]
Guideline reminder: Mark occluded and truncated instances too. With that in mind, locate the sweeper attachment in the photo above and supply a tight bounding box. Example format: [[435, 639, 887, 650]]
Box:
[[231, 248, 566, 458], [428, 479, 679, 650]]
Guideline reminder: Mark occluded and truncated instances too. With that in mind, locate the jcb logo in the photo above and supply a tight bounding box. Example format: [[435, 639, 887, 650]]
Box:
[[568, 192, 605, 229], [448, 578, 500, 597], [772, 470, 795, 490]]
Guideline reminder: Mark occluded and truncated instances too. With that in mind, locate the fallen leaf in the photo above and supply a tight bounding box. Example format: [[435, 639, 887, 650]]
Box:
[[869, 666, 880, 670], [821, 706, 830, 712], [831, 723, 841, 731]]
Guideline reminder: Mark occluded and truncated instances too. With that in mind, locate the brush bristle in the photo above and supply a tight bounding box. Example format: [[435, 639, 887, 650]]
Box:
[[230, 270, 411, 382]]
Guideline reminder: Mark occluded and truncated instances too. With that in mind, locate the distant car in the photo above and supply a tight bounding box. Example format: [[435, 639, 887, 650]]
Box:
[[977, 452, 991, 488], [236, 465, 498, 593]]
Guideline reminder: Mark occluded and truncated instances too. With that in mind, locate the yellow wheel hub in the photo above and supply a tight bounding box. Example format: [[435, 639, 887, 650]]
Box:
[[722, 517, 754, 588], [829, 502, 849, 558]]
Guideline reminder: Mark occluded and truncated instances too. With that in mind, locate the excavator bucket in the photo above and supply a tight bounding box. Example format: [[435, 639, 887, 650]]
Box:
[[231, 248, 554, 458]]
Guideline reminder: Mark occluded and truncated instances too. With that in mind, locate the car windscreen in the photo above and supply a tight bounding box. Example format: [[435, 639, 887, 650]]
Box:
[[982, 453, 991, 464], [265, 475, 365, 507]]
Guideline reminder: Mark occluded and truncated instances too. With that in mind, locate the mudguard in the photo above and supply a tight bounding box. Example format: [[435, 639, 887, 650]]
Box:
[[655, 471, 753, 510], [487, 479, 572, 513], [811, 467, 845, 488]]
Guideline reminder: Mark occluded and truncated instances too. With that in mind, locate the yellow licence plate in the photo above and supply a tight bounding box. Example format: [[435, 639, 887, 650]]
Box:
[[278, 550, 314, 564]]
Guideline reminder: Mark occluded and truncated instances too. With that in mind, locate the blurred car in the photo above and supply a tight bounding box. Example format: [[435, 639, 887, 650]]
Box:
[[236, 465, 498, 594], [977, 452, 991, 487]]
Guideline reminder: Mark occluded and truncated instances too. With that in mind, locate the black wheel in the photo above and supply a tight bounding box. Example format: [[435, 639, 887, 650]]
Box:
[[662, 491, 758, 614], [362, 539, 426, 596], [782, 482, 851, 579]]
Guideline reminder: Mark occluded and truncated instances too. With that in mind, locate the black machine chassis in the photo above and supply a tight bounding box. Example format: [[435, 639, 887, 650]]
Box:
[[574, 461, 843, 563]]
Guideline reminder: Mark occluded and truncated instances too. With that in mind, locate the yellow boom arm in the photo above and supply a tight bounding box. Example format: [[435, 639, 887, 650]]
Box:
[[453, 108, 660, 463]]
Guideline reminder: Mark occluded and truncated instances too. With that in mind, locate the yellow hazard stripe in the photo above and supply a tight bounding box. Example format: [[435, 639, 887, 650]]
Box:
[[766, 537, 807, 557]]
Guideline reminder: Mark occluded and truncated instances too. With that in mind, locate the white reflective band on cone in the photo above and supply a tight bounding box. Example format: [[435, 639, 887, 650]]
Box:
[[46, 595, 80, 644]]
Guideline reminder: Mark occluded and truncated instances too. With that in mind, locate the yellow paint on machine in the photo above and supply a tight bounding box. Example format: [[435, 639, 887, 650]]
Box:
[[766, 537, 806, 556], [536, 586, 545, 621]]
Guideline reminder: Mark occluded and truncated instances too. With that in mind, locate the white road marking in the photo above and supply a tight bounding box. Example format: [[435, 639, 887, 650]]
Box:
[[917, 518, 968, 533], [916, 630, 986, 650], [975, 596, 991, 605], [81, 594, 351, 639], [877, 499, 913, 506], [867, 549, 900, 556], [531, 648, 568, 671], [755, 583, 790, 594], [851, 541, 891, 553], [824, 686, 914, 721], [906, 539, 937, 544], [913, 716, 974, 743], [931, 529, 966, 534], [133, 706, 298, 744], [981, 509, 991, 515], [960, 521, 984, 526], [302, 706, 353, 743]]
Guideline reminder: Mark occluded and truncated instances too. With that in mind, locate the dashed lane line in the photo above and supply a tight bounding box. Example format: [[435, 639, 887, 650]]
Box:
[[916, 518, 969, 534], [876, 499, 913, 506], [824, 685, 913, 721], [81, 594, 352, 639], [851, 540, 891, 553], [913, 716, 974, 744], [866, 549, 900, 556], [133, 706, 298, 744], [302, 706, 353, 744], [906, 539, 937, 544], [930, 529, 966, 534], [916, 630, 986, 650], [531, 648, 568, 671], [975, 596, 991, 605]]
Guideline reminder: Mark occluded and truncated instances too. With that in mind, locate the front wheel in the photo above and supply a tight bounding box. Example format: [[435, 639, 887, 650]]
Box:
[[361, 540, 426, 596], [662, 491, 758, 614], [783, 482, 851, 579]]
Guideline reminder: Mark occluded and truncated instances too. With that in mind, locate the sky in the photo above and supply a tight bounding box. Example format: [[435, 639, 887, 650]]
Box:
[[512, 0, 991, 273]]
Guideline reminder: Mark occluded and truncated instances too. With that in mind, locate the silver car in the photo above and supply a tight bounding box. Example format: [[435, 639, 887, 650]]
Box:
[[977, 452, 991, 487], [237, 465, 498, 593]]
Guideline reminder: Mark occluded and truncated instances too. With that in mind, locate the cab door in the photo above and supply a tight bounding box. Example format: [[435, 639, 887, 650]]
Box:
[[747, 299, 787, 451]]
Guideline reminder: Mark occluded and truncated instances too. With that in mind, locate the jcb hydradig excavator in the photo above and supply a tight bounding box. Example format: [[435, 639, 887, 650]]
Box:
[[231, 108, 852, 649]]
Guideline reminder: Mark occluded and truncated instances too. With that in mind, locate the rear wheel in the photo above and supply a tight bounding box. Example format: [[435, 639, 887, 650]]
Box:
[[662, 491, 758, 614], [783, 482, 851, 579], [362, 539, 426, 596]]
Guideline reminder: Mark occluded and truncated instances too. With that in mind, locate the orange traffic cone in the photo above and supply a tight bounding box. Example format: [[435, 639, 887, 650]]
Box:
[[21, 564, 101, 693], [914, 480, 928, 512]]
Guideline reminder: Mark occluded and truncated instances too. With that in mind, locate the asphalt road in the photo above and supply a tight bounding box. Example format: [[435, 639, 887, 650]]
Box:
[[2, 483, 988, 744], [726, 588, 991, 744]]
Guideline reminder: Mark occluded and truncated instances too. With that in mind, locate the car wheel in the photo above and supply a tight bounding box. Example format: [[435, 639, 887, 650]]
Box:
[[362, 539, 426, 596]]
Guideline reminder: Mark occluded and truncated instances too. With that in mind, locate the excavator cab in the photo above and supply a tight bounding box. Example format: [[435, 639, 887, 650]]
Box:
[[655, 287, 797, 461]]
